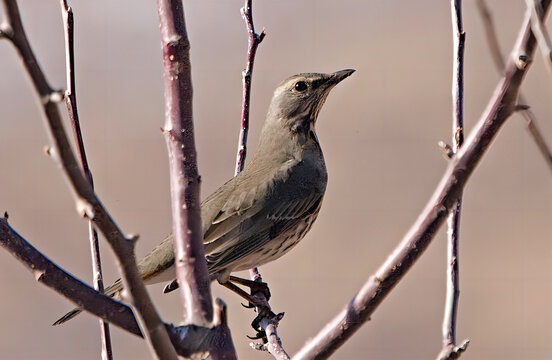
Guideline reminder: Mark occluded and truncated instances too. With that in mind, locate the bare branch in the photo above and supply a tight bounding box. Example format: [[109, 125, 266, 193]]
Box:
[[0, 218, 141, 336], [59, 1, 112, 358], [232, 1, 288, 357], [156, 0, 215, 329], [438, 1, 469, 359], [477, 0, 552, 173], [235, 0, 265, 174], [0, 1, 177, 358], [0, 217, 237, 358], [293, 2, 551, 359], [527, 0, 552, 72]]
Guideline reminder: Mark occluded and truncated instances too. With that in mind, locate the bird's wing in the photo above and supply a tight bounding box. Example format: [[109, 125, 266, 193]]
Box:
[[201, 158, 300, 247], [205, 193, 323, 274]]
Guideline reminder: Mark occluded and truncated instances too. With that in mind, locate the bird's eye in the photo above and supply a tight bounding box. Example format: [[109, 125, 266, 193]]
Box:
[[294, 81, 308, 92]]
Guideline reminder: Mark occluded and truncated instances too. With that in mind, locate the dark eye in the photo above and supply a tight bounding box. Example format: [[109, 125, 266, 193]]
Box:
[[294, 81, 308, 92]]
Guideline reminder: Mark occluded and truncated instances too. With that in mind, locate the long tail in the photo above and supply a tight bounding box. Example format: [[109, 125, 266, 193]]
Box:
[[52, 278, 123, 326]]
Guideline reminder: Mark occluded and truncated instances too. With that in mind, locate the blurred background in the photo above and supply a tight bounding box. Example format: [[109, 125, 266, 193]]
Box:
[[1, 1, 551, 359]]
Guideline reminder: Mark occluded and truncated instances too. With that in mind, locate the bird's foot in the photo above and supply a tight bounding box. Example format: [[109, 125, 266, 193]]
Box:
[[248, 310, 285, 343], [228, 275, 271, 301]]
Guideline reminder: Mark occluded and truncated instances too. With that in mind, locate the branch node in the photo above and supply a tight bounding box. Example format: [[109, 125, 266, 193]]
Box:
[[127, 234, 140, 244], [438, 141, 454, 159], [76, 198, 95, 219], [513, 104, 530, 112], [516, 53, 530, 69]]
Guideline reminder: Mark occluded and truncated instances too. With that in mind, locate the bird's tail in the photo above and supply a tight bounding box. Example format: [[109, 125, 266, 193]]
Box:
[[52, 278, 123, 326]]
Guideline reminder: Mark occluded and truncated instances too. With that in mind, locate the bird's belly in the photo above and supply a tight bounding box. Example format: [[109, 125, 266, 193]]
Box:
[[234, 212, 318, 272]]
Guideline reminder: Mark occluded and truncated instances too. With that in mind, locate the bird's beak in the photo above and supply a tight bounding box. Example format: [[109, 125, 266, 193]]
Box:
[[327, 69, 356, 86]]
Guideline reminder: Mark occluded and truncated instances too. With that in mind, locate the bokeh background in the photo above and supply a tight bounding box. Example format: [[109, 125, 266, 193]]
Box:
[[1, 1, 551, 359]]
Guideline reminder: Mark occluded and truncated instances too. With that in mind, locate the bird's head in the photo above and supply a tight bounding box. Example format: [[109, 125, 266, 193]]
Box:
[[265, 69, 355, 135]]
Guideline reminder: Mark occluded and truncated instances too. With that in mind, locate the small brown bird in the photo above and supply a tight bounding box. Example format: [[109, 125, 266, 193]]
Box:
[[54, 69, 355, 325]]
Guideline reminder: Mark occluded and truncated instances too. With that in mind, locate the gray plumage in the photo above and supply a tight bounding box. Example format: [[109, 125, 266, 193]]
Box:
[[53, 69, 354, 326]]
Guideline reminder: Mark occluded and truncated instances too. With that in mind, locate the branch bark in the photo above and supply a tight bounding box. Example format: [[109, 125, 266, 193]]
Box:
[[0, 1, 177, 358], [477, 0, 552, 173], [437, 1, 469, 359], [293, 2, 551, 359], [157, 0, 215, 329], [527, 0, 552, 72], [59, 2, 112, 358]]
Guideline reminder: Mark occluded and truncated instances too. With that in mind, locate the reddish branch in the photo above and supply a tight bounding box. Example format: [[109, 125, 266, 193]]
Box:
[[0, 1, 178, 358], [293, 2, 551, 359], [235, 0, 265, 174], [59, 2, 112, 358], [477, 0, 552, 173], [232, 1, 288, 358], [437, 1, 469, 359], [156, 0, 215, 329]]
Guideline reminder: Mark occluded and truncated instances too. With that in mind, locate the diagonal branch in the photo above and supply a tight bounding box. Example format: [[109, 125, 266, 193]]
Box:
[[156, 0, 215, 328], [293, 2, 551, 359], [59, 2, 112, 358], [0, 216, 236, 358], [0, 1, 177, 358], [477, 0, 552, 173]]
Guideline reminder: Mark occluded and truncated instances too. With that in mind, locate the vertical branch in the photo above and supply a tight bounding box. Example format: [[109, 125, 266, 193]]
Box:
[[1, 2, 178, 358], [156, 0, 213, 326], [59, 2, 112, 359], [235, 0, 265, 175], [477, 0, 552, 173], [234, 3, 288, 359], [438, 2, 469, 359]]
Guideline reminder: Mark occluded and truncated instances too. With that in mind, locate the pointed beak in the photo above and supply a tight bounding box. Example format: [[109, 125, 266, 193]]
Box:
[[328, 69, 356, 86]]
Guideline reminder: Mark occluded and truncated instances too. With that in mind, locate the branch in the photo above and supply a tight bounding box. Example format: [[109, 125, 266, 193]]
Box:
[[156, 0, 215, 328], [0, 217, 141, 335], [0, 1, 177, 358], [437, 1, 469, 359], [59, 2, 112, 358], [293, 2, 551, 359], [0, 216, 236, 358], [233, 1, 288, 358], [234, 0, 265, 174], [527, 0, 552, 72], [477, 0, 552, 173]]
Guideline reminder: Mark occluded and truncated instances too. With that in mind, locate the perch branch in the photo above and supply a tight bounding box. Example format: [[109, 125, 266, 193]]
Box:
[[156, 0, 215, 328], [59, 2, 112, 358], [233, 1, 288, 358], [437, 1, 470, 359], [477, 0, 552, 172], [0, 1, 177, 358], [293, 2, 551, 359]]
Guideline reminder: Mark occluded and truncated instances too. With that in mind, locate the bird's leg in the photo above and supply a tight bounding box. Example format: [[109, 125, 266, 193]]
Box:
[[228, 275, 271, 301]]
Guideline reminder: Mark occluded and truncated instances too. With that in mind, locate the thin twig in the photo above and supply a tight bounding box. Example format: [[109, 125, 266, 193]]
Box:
[[59, 2, 112, 358], [235, 0, 265, 174], [234, 1, 288, 358], [0, 1, 177, 358], [477, 0, 552, 173], [293, 2, 551, 359], [437, 1, 470, 359], [156, 0, 215, 329], [527, 0, 552, 72]]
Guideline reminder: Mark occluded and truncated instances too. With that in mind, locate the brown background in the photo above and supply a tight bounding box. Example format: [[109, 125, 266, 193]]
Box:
[[1, 1, 551, 359]]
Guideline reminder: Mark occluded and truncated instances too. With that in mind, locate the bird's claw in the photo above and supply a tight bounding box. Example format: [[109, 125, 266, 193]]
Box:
[[241, 302, 255, 309]]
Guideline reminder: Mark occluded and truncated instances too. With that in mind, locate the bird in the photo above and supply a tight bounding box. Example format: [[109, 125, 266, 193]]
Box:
[[53, 69, 355, 326]]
